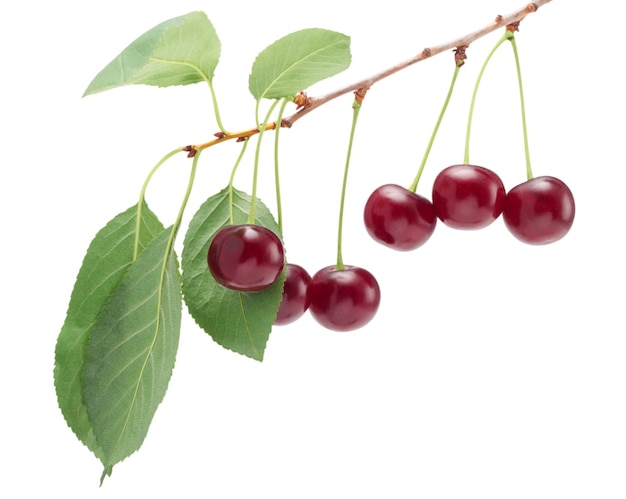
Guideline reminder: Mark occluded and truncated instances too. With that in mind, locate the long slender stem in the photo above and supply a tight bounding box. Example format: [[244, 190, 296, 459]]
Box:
[[336, 100, 363, 270], [228, 139, 250, 224], [134, 147, 185, 260], [508, 33, 534, 180], [409, 62, 461, 192], [248, 100, 281, 223], [464, 33, 508, 164], [273, 98, 290, 232]]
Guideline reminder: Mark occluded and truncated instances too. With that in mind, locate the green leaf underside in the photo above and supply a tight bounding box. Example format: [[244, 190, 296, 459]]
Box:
[[84, 11, 220, 96], [249, 28, 351, 100], [82, 228, 181, 467], [181, 188, 285, 361], [54, 203, 164, 459]]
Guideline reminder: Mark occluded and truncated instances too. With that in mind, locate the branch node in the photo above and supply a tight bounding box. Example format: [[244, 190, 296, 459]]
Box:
[[214, 132, 226, 139], [280, 118, 293, 129], [421, 47, 432, 58], [495, 14, 504, 24], [293, 91, 312, 110], [353, 87, 369, 106], [507, 21, 521, 32], [454, 45, 468, 67], [527, 2, 538, 13], [182, 145, 197, 158]]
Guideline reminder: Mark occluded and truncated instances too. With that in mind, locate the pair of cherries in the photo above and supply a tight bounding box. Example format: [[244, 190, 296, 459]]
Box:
[[207, 225, 379, 331], [363, 163, 575, 249]]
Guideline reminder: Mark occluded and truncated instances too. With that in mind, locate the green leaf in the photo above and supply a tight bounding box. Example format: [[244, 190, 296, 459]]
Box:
[[82, 227, 182, 467], [84, 11, 220, 96], [249, 28, 351, 100], [54, 203, 164, 459], [181, 188, 285, 361]]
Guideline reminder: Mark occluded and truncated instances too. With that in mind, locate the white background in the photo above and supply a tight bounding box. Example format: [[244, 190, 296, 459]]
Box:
[[2, 1, 624, 497]]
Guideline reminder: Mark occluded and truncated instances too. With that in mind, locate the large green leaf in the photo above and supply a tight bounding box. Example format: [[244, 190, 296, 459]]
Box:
[[249, 28, 351, 100], [54, 203, 164, 459], [82, 227, 182, 467], [84, 11, 220, 96], [181, 188, 285, 361]]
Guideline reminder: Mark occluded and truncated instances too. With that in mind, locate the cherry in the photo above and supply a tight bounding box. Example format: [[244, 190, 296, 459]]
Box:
[[207, 224, 285, 292], [503, 176, 575, 245], [363, 184, 436, 251], [432, 164, 506, 230], [308, 265, 381, 332], [274, 263, 311, 325]]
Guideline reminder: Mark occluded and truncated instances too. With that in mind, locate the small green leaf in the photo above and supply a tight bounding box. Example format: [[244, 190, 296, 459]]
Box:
[[84, 11, 220, 96], [82, 227, 181, 467], [54, 203, 164, 459], [181, 188, 285, 361], [249, 28, 351, 100]]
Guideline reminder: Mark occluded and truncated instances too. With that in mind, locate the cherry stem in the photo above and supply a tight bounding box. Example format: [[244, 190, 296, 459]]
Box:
[[248, 99, 280, 224], [227, 139, 251, 224], [134, 146, 185, 260], [409, 58, 462, 193], [336, 98, 364, 271], [464, 32, 508, 164], [273, 98, 290, 233], [508, 32, 534, 180]]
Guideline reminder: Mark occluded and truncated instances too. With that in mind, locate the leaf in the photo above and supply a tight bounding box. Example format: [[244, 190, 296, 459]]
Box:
[[54, 203, 164, 459], [181, 188, 285, 361], [249, 28, 351, 100], [82, 227, 182, 467], [84, 11, 220, 96]]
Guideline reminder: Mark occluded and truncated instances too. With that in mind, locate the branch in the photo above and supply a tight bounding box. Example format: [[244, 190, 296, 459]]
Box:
[[191, 0, 551, 154]]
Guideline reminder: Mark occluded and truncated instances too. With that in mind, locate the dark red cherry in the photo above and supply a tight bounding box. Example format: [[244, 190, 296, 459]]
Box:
[[275, 263, 312, 325], [308, 265, 381, 332], [207, 224, 284, 292], [432, 164, 506, 229], [503, 176, 575, 245], [363, 184, 436, 251]]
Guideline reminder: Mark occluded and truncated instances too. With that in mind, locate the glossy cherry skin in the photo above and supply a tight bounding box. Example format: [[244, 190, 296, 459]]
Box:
[[207, 224, 285, 292], [274, 263, 312, 325], [432, 164, 506, 229], [503, 176, 575, 245], [363, 184, 436, 251], [308, 265, 381, 332]]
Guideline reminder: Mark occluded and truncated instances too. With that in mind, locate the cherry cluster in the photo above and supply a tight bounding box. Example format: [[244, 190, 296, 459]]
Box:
[[206, 163, 574, 333], [207, 224, 380, 332], [364, 164, 575, 249]]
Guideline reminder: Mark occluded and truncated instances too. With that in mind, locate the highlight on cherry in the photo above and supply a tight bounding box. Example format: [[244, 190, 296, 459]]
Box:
[[53, 2, 569, 485]]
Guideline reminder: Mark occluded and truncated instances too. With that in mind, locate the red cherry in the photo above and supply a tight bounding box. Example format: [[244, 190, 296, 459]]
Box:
[[207, 224, 284, 292], [503, 176, 575, 245], [363, 184, 436, 251], [432, 164, 506, 229], [308, 265, 381, 332], [274, 263, 312, 325]]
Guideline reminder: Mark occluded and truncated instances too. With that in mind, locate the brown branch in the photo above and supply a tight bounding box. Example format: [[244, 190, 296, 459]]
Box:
[[192, 0, 550, 153]]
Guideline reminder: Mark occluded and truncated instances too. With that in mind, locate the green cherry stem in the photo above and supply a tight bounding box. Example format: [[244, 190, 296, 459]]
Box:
[[134, 146, 185, 260], [464, 32, 508, 164], [227, 139, 251, 225], [408, 56, 463, 193], [247, 99, 280, 224], [508, 32, 534, 180], [273, 98, 290, 233], [336, 96, 364, 271]]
